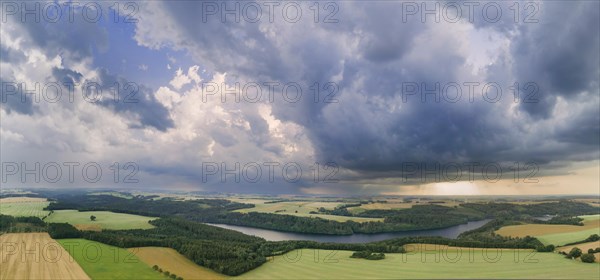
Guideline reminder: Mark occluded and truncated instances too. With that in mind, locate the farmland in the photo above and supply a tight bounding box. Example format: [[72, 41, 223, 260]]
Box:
[[57, 239, 166, 279], [495, 215, 600, 246], [235, 200, 384, 222], [0, 233, 90, 280], [130, 247, 224, 280], [45, 210, 156, 230], [0, 197, 50, 218], [237, 248, 600, 279], [558, 241, 600, 263]]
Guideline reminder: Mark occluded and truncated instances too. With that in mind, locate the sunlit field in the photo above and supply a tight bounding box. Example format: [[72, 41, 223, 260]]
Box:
[[0, 197, 50, 218], [496, 215, 600, 246], [45, 210, 156, 230], [0, 233, 90, 280], [237, 248, 600, 279], [58, 239, 166, 279]]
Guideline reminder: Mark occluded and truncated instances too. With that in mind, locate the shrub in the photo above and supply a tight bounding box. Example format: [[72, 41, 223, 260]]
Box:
[[170, 274, 177, 279], [536, 244, 555, 252], [164, 271, 170, 276], [152, 265, 158, 270], [595, 247, 600, 253], [351, 251, 385, 260], [588, 248, 595, 254], [567, 247, 582, 258], [350, 251, 371, 258], [580, 253, 596, 263], [366, 253, 386, 260]]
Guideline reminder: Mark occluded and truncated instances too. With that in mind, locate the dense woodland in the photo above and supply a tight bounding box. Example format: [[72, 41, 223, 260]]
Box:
[[0, 215, 46, 233]]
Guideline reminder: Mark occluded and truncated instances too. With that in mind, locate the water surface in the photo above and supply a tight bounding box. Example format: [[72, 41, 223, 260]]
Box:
[[207, 219, 492, 243]]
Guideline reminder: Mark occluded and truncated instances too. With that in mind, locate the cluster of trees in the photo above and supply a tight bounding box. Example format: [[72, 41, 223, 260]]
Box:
[[151, 265, 183, 280], [560, 246, 600, 263], [45, 195, 254, 219], [461, 201, 599, 220], [47, 223, 82, 239], [350, 251, 386, 260], [535, 216, 583, 225], [0, 215, 46, 233]]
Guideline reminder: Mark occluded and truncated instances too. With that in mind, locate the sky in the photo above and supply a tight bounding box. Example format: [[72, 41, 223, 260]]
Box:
[[0, 1, 599, 195]]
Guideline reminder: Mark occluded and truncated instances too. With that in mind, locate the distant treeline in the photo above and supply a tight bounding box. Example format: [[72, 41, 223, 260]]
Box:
[[45, 195, 599, 235]]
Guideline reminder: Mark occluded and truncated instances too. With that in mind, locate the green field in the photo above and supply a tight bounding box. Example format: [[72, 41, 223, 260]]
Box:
[[537, 227, 600, 246], [58, 239, 166, 279], [45, 210, 156, 230], [0, 201, 50, 218], [235, 201, 383, 223], [536, 215, 600, 246], [237, 248, 600, 279]]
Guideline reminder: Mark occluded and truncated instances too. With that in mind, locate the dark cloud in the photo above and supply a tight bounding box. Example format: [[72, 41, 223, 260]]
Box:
[[92, 69, 174, 131], [134, 1, 599, 186], [511, 1, 600, 118], [14, 3, 109, 62]]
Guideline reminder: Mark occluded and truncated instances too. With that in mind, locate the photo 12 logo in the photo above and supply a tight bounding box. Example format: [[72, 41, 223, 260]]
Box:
[[1, 81, 140, 104], [1, 162, 140, 184], [401, 161, 539, 183], [199, 1, 339, 23], [400, 82, 539, 104], [400, 1, 539, 24], [0, 240, 141, 264], [201, 161, 339, 184], [1, 1, 138, 24], [199, 81, 339, 104]]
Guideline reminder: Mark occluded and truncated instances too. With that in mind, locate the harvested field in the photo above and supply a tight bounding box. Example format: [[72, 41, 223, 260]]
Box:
[[129, 247, 224, 280], [0, 233, 90, 280]]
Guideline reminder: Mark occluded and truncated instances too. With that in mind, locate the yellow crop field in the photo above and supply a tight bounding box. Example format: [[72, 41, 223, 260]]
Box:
[[129, 247, 224, 280], [495, 215, 600, 245], [0, 233, 90, 280]]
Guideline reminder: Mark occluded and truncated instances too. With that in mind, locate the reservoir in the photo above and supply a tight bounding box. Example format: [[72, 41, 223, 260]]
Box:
[[207, 219, 492, 243]]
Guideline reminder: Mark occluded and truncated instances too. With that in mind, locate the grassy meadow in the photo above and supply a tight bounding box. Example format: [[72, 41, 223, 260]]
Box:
[[0, 197, 50, 218], [237, 248, 600, 279], [58, 239, 166, 279], [45, 210, 156, 230]]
